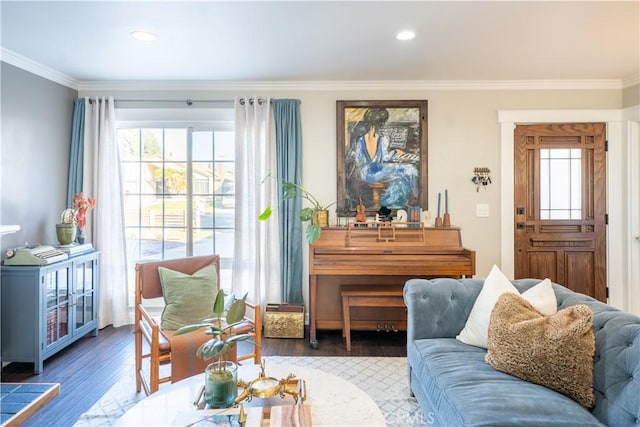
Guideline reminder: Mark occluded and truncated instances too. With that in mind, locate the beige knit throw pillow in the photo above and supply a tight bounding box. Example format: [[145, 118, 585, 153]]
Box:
[[485, 293, 595, 408]]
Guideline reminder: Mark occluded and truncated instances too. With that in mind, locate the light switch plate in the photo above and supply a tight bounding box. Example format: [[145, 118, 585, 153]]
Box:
[[476, 204, 490, 217]]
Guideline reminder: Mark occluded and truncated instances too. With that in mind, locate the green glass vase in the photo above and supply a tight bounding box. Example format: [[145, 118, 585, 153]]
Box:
[[204, 361, 238, 408]]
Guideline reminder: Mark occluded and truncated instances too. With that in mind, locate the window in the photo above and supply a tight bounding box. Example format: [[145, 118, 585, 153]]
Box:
[[540, 148, 582, 220], [117, 125, 235, 300]]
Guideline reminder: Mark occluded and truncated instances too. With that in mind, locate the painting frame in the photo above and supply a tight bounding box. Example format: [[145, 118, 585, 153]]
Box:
[[336, 99, 428, 217]]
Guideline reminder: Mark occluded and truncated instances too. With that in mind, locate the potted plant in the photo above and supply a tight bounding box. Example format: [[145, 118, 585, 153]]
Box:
[[174, 289, 254, 408], [55, 193, 96, 246], [259, 181, 336, 244], [56, 208, 77, 245]]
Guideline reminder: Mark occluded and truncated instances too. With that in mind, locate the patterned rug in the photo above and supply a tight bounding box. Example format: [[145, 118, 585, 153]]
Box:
[[74, 356, 426, 426]]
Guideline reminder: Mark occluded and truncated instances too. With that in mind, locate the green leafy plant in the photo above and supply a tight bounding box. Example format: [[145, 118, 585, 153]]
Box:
[[173, 289, 254, 372], [258, 181, 336, 244]]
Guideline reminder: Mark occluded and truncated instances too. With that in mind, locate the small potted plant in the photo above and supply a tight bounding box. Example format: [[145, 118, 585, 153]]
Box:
[[174, 289, 254, 408], [259, 181, 336, 244], [56, 208, 77, 245]]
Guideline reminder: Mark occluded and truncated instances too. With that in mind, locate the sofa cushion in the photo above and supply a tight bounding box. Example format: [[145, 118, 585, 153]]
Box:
[[486, 293, 595, 408], [408, 338, 603, 426], [158, 263, 217, 330], [457, 265, 556, 348]]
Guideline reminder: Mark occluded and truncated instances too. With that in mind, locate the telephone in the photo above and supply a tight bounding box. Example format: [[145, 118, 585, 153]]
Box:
[[4, 245, 68, 266]]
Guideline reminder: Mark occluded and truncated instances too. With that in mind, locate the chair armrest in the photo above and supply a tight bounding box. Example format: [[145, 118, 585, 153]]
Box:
[[241, 301, 261, 331], [239, 301, 262, 363], [137, 303, 159, 345]]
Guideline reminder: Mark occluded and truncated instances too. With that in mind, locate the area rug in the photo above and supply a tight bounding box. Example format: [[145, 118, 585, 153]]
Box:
[[74, 356, 426, 426]]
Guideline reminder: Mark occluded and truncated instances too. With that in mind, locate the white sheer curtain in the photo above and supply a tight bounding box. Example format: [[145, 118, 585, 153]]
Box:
[[232, 97, 281, 305], [84, 97, 128, 328]]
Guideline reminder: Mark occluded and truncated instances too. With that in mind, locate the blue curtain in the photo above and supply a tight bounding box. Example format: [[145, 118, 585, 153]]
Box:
[[67, 98, 85, 207], [272, 99, 303, 303]]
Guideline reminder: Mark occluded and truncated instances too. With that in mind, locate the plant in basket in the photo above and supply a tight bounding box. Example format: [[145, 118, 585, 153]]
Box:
[[174, 289, 254, 408]]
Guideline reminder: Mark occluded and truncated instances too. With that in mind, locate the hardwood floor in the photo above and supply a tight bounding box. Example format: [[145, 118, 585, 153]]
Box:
[[1, 325, 406, 426]]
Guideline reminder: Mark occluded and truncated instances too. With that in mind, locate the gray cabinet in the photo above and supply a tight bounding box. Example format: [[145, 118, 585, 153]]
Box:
[[1, 251, 99, 373]]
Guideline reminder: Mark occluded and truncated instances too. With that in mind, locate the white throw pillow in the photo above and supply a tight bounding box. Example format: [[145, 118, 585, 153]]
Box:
[[521, 277, 557, 315], [456, 265, 557, 348]]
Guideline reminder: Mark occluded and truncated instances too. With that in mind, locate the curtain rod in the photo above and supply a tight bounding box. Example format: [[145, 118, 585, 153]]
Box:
[[111, 99, 232, 106], [88, 98, 271, 106]]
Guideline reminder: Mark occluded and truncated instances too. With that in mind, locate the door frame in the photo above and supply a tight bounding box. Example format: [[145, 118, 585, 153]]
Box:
[[623, 106, 640, 317], [498, 108, 639, 315]]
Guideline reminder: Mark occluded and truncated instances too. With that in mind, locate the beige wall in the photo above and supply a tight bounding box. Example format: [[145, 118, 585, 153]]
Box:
[[84, 86, 621, 277], [623, 84, 640, 108], [1, 60, 636, 314]]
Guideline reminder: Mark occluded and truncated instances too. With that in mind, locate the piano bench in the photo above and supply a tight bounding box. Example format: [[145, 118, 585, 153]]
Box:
[[340, 285, 405, 351]]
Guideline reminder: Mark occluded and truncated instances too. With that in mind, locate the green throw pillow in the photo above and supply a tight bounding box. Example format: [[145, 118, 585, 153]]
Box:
[[158, 263, 217, 330]]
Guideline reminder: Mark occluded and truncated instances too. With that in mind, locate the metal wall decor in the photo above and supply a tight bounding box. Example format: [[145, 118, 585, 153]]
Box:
[[472, 167, 492, 191]]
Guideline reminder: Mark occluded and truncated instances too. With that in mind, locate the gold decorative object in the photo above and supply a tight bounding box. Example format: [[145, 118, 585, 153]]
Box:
[[264, 304, 304, 338], [235, 360, 307, 405]]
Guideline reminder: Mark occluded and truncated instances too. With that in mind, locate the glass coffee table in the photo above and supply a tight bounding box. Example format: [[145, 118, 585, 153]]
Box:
[[116, 363, 385, 426]]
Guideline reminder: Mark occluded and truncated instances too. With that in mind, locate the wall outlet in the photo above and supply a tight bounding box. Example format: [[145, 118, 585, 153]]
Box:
[[476, 204, 490, 217]]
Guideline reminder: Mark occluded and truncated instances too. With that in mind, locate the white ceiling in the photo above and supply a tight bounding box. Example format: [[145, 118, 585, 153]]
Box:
[[1, 1, 639, 87]]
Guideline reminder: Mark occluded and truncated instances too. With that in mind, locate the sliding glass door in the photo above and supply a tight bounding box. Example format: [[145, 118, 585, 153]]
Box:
[[117, 125, 235, 298]]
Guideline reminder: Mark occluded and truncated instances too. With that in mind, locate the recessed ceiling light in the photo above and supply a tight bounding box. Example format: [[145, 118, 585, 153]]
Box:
[[130, 31, 158, 41], [396, 31, 416, 41]]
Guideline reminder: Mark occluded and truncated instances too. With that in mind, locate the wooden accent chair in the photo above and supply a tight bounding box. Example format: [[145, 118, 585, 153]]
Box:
[[134, 254, 262, 395]]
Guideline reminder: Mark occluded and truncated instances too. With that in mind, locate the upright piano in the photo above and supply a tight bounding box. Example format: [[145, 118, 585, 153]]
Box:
[[308, 224, 475, 348]]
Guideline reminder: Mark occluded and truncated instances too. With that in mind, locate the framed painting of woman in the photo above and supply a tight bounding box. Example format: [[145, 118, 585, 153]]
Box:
[[336, 100, 428, 216]]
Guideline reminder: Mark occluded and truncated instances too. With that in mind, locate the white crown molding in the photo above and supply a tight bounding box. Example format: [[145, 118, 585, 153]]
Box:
[[1, 48, 79, 90], [78, 79, 624, 92], [622, 72, 640, 88]]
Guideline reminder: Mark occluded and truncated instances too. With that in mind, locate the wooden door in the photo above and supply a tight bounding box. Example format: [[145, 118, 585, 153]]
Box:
[[514, 123, 607, 301]]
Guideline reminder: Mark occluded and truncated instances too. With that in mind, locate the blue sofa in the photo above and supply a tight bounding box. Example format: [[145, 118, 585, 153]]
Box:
[[403, 277, 640, 427]]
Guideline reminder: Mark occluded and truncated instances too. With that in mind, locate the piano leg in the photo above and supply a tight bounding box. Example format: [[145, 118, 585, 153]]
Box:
[[309, 274, 319, 349]]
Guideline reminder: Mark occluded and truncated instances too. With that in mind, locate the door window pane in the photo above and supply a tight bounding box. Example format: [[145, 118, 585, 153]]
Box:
[[540, 148, 582, 220]]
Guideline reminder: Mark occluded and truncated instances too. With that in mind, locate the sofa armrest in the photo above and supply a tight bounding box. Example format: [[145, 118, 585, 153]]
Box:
[[403, 278, 485, 342]]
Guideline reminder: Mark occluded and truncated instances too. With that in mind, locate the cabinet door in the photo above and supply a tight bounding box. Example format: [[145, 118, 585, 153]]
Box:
[[44, 265, 71, 349], [72, 257, 96, 332]]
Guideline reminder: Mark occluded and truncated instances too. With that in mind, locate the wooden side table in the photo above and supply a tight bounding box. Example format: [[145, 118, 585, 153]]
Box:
[[341, 286, 405, 351]]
